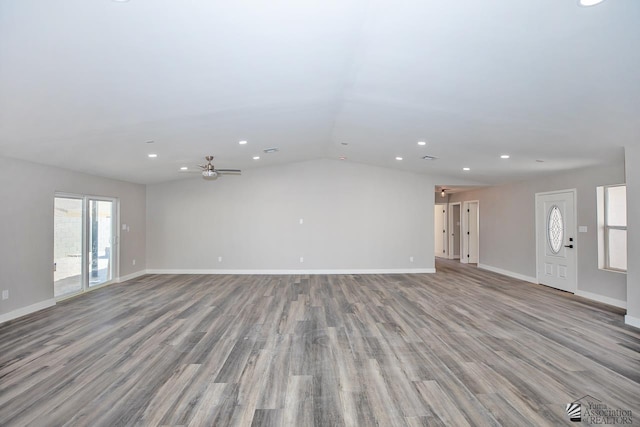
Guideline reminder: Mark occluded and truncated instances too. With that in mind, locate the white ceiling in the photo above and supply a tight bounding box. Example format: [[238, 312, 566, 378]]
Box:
[[0, 0, 637, 184]]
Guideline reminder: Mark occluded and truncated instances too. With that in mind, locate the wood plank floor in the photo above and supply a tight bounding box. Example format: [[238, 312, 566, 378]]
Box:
[[1, 260, 639, 426]]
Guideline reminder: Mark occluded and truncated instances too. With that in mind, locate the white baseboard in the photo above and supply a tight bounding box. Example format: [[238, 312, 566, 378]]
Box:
[[575, 290, 627, 309], [117, 270, 148, 283], [477, 263, 538, 284], [0, 298, 56, 325], [477, 264, 628, 309], [146, 268, 436, 275], [624, 315, 640, 329]]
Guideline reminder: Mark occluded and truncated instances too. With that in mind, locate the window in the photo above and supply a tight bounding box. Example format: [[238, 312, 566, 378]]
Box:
[[547, 205, 564, 254], [597, 185, 627, 272]]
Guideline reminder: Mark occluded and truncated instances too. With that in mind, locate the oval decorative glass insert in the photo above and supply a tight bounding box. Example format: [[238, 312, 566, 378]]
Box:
[[548, 205, 564, 254]]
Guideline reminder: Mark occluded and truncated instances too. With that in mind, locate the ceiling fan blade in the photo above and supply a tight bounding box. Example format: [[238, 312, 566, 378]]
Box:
[[215, 169, 242, 173]]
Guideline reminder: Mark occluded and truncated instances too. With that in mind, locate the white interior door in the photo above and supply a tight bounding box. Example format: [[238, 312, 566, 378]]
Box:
[[434, 204, 447, 258], [536, 190, 577, 293], [449, 203, 461, 260], [462, 201, 479, 264]]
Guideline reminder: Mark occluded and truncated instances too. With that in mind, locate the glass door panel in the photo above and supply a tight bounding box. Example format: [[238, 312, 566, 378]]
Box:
[[54, 197, 83, 298], [89, 199, 114, 287]]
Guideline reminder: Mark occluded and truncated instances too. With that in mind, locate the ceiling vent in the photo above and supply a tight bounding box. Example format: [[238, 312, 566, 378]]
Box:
[[263, 147, 279, 154], [422, 155, 438, 160]]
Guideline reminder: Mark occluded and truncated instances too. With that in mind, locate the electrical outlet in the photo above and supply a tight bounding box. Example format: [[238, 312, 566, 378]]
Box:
[[218, 256, 222, 263], [132, 259, 136, 266], [2, 290, 8, 300], [299, 256, 304, 263]]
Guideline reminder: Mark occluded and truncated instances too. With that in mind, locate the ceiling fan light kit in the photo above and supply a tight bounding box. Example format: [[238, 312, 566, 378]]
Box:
[[197, 155, 241, 180]]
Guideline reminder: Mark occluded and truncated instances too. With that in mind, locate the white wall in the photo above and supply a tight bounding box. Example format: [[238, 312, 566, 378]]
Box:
[[147, 159, 436, 272], [449, 163, 627, 307], [0, 156, 146, 320], [625, 145, 640, 327]]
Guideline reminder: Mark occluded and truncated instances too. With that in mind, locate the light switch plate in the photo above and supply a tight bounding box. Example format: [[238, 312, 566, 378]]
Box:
[[579, 226, 588, 233]]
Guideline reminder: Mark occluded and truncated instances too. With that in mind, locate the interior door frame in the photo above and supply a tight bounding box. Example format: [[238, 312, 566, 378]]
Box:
[[461, 200, 479, 264], [534, 188, 578, 292], [448, 202, 462, 260], [54, 192, 120, 300]]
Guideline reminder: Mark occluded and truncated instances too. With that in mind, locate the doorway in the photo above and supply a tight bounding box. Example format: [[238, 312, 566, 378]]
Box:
[[54, 194, 118, 299], [535, 190, 577, 293], [462, 201, 479, 264]]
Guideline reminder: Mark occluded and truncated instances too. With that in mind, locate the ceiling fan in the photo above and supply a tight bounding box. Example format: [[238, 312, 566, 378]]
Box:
[[197, 156, 241, 179]]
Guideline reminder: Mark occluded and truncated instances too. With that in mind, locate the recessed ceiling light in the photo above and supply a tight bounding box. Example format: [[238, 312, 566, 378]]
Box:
[[339, 156, 347, 160], [148, 154, 157, 158], [180, 166, 188, 170], [463, 167, 470, 171], [253, 156, 260, 160], [417, 141, 427, 146], [145, 140, 154, 144], [578, 0, 605, 6], [536, 159, 545, 163], [341, 142, 349, 146], [112, 0, 130, 2], [500, 154, 510, 159], [239, 140, 248, 145], [395, 156, 403, 161]]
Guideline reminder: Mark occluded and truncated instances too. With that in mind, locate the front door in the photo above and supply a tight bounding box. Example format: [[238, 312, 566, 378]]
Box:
[[536, 190, 577, 293]]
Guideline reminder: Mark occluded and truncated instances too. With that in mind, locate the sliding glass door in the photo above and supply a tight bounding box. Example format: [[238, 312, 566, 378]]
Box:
[[89, 199, 114, 287], [54, 195, 117, 298], [54, 197, 84, 298]]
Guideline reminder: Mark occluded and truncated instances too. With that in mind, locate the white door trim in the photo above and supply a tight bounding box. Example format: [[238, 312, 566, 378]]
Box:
[[535, 189, 578, 292]]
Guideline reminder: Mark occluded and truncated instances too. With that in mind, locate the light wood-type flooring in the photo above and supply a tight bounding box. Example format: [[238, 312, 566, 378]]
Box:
[[1, 260, 639, 426]]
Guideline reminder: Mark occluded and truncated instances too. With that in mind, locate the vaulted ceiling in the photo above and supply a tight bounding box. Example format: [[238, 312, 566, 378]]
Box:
[[1, 0, 637, 184]]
